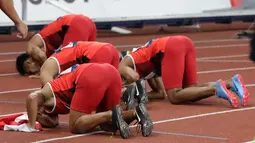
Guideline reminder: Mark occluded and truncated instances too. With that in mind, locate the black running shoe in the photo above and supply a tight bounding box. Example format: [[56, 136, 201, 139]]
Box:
[[136, 79, 149, 104], [122, 85, 136, 110], [135, 103, 153, 137], [112, 105, 130, 139]]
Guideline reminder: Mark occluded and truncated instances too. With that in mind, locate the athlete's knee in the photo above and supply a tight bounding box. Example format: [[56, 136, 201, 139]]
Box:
[[166, 88, 183, 104], [69, 119, 80, 134], [69, 121, 79, 134], [69, 119, 92, 134], [152, 88, 165, 98], [69, 112, 91, 134], [159, 90, 166, 98]]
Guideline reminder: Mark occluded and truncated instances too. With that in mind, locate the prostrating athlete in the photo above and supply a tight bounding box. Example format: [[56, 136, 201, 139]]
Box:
[[25, 63, 153, 138], [16, 14, 97, 75], [16, 41, 120, 86], [119, 36, 249, 108]]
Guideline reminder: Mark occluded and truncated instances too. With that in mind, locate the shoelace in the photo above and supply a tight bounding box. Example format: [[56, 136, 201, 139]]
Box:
[[133, 120, 141, 135], [110, 132, 116, 138]]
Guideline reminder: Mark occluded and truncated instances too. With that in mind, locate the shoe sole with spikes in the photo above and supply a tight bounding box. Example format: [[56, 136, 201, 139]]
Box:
[[136, 103, 153, 137], [215, 79, 238, 108], [112, 105, 130, 139]]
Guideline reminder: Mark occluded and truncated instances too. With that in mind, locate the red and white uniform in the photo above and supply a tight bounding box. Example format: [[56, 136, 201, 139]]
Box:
[[127, 36, 198, 90], [36, 14, 96, 57], [47, 41, 119, 74], [45, 63, 122, 115]]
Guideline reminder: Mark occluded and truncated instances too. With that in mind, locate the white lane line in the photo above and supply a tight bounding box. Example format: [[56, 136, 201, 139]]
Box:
[[197, 54, 248, 60], [196, 44, 248, 49], [0, 73, 19, 77], [193, 38, 249, 43], [0, 88, 40, 95], [150, 106, 255, 125], [0, 59, 16, 62], [115, 39, 249, 48], [246, 84, 255, 87], [197, 59, 251, 63], [0, 112, 26, 118], [243, 140, 255, 143], [0, 51, 24, 56], [0, 38, 249, 56], [197, 67, 255, 74], [152, 130, 228, 140], [32, 106, 255, 143]]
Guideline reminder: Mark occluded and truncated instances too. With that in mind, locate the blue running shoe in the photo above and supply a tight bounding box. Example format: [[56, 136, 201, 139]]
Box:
[[215, 79, 238, 108], [231, 74, 249, 107]]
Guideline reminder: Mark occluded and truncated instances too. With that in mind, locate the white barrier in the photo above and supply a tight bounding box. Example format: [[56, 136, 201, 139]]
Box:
[[0, 0, 232, 23]]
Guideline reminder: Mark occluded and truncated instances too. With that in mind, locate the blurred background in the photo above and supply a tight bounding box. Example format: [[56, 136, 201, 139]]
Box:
[[0, 0, 254, 42], [0, 1, 255, 142]]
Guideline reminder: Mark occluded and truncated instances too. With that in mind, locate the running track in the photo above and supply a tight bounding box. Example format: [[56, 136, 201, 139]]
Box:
[[0, 24, 254, 143]]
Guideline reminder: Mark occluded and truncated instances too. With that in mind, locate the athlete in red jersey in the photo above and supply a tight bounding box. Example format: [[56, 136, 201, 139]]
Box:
[[25, 63, 153, 138], [26, 41, 119, 86], [16, 14, 96, 75], [119, 35, 249, 108]]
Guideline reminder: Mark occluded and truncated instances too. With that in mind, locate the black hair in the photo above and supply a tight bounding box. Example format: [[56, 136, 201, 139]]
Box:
[[16, 53, 30, 75]]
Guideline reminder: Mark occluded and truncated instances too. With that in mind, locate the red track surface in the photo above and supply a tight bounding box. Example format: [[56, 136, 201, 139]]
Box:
[[0, 24, 254, 143]]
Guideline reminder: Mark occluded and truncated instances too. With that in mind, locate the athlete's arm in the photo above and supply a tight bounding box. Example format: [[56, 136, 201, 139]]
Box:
[[147, 77, 167, 99], [0, 0, 28, 38], [26, 90, 45, 129], [27, 35, 47, 66], [118, 56, 139, 84], [26, 84, 55, 129], [40, 58, 59, 86]]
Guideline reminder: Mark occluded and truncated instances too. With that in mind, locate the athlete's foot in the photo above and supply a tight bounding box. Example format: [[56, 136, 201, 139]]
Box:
[[231, 74, 249, 107], [112, 105, 130, 139], [135, 79, 149, 104], [122, 85, 136, 110], [214, 79, 238, 108], [135, 103, 153, 137]]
